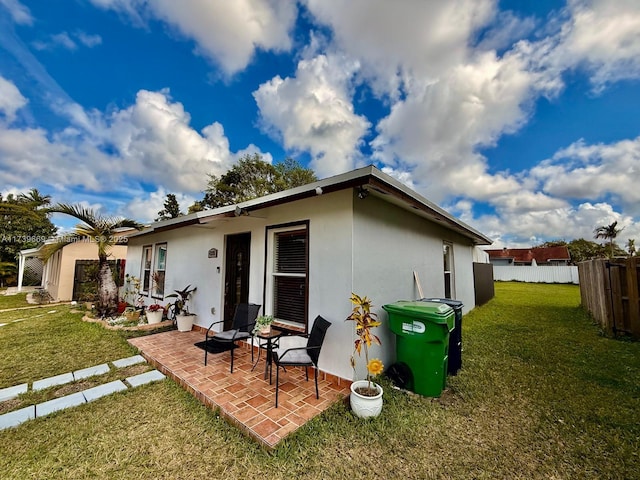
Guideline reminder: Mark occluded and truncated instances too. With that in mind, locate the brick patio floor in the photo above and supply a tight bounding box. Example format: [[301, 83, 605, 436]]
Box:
[[128, 330, 350, 448]]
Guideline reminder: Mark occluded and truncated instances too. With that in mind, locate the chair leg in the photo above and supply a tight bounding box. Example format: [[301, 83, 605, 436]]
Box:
[[230, 343, 234, 373], [275, 364, 280, 408], [204, 337, 208, 366], [305, 366, 309, 381], [251, 337, 254, 362], [314, 366, 319, 399]]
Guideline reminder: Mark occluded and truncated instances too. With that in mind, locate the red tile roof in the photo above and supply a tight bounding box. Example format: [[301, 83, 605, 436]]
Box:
[[485, 246, 571, 263]]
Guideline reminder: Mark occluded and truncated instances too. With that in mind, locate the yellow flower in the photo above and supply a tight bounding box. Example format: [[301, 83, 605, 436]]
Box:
[[367, 358, 384, 376]]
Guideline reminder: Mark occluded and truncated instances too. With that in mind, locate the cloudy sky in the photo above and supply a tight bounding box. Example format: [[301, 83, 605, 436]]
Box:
[[1, 0, 639, 248]]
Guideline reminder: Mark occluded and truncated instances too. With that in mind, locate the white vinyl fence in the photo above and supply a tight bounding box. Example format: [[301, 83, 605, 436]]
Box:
[[493, 265, 579, 284]]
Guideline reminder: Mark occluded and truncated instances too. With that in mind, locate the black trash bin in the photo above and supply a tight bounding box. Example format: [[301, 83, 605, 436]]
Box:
[[421, 298, 463, 375]]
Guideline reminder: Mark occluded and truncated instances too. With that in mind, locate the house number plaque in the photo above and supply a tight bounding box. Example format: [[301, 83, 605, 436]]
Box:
[[208, 248, 218, 258]]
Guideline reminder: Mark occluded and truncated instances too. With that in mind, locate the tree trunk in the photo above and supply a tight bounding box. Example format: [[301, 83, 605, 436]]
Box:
[[96, 260, 118, 318]]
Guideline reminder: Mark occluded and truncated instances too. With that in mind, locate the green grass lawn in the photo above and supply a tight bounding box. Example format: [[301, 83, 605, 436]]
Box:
[[1, 283, 639, 479]]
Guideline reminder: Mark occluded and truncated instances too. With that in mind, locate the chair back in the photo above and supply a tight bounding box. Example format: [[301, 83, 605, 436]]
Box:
[[306, 315, 331, 365], [232, 303, 261, 332]]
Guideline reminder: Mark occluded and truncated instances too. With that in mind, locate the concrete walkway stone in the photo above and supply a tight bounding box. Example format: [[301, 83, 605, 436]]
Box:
[[74, 363, 110, 380], [36, 392, 86, 417], [82, 380, 127, 402], [0, 406, 35, 431], [112, 355, 146, 368], [32, 372, 74, 391], [0, 383, 28, 402], [126, 370, 165, 387]]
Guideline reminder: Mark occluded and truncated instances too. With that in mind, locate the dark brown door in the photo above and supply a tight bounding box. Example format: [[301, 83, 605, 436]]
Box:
[[223, 232, 251, 329]]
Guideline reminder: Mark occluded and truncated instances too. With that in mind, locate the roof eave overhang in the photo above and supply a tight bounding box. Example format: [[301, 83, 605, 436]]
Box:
[[127, 166, 492, 245]]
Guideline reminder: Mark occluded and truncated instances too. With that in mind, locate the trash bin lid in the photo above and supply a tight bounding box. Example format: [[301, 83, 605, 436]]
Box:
[[383, 301, 453, 324], [421, 297, 463, 309]]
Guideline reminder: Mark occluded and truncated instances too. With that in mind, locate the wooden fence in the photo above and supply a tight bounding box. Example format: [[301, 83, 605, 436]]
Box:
[[578, 258, 640, 339]]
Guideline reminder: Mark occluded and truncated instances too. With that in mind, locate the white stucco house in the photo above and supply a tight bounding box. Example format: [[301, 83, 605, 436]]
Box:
[[124, 166, 492, 382]]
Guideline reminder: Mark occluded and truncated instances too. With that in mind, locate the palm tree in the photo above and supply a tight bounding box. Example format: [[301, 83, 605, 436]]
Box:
[[43, 204, 143, 317], [18, 188, 51, 208], [594, 221, 624, 257], [626, 239, 636, 257]]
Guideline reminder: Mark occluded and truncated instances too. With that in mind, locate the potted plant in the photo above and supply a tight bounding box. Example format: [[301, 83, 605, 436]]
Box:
[[346, 293, 384, 418], [145, 303, 164, 324], [165, 285, 197, 332], [252, 315, 274, 335]]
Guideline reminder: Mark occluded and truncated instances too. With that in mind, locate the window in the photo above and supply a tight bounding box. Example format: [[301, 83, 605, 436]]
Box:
[[265, 222, 309, 329], [141, 246, 152, 293], [443, 242, 455, 299], [153, 243, 167, 297]]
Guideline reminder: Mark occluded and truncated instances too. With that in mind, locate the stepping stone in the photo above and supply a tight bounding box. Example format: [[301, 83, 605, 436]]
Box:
[[0, 406, 35, 431], [112, 355, 146, 368], [32, 372, 74, 391], [82, 380, 128, 402], [126, 370, 165, 388], [0, 383, 28, 402], [36, 392, 86, 418], [74, 363, 110, 380]]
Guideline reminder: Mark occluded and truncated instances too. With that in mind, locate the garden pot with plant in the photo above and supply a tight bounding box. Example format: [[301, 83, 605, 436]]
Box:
[[145, 303, 164, 324], [252, 315, 274, 334], [346, 293, 384, 418], [166, 285, 197, 332]]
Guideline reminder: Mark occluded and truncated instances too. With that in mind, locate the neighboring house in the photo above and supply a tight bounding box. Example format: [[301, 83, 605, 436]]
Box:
[[18, 236, 129, 302], [485, 246, 571, 266], [124, 166, 493, 382]]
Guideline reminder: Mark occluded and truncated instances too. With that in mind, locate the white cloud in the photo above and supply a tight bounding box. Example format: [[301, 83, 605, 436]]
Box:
[[32, 31, 103, 51], [531, 136, 640, 211], [124, 187, 196, 224], [75, 31, 102, 48], [555, 0, 640, 91], [254, 53, 370, 177], [89, 0, 297, 75], [0, 75, 27, 123], [474, 201, 639, 247], [371, 47, 560, 202], [107, 89, 237, 192], [0, 0, 32, 25], [304, 0, 496, 98]]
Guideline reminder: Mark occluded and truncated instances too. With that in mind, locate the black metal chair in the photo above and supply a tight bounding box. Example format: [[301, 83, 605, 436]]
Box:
[[204, 303, 261, 372], [271, 315, 331, 407]]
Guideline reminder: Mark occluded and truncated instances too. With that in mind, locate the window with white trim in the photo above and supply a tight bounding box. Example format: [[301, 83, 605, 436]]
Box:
[[141, 246, 152, 293], [265, 222, 309, 329], [153, 243, 167, 298]]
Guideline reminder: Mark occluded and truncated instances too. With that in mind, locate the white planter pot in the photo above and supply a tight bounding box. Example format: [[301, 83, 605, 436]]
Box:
[[350, 380, 383, 418], [176, 314, 196, 332], [146, 310, 163, 324]]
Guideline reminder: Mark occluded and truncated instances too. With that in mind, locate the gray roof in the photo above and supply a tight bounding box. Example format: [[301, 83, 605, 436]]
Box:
[[128, 165, 492, 245]]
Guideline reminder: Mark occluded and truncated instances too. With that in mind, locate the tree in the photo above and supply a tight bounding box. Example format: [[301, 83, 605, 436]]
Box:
[[0, 190, 57, 268], [43, 204, 143, 317], [156, 193, 182, 221], [626, 239, 636, 257], [594, 221, 624, 257], [196, 154, 317, 209]]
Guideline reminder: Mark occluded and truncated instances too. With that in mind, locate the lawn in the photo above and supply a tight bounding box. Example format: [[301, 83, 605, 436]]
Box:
[[1, 283, 639, 479]]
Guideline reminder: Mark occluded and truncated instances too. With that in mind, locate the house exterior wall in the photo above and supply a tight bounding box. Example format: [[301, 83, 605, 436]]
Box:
[[44, 241, 128, 302], [124, 188, 481, 382], [350, 193, 478, 380]]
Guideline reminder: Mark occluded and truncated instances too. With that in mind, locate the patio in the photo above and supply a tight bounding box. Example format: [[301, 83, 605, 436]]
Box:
[[128, 329, 351, 448]]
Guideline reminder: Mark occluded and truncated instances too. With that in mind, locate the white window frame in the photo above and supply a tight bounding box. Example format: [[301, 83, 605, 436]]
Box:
[[264, 221, 309, 330]]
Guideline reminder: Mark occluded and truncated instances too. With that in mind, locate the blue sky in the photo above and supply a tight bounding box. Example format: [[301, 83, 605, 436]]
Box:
[[1, 0, 639, 249]]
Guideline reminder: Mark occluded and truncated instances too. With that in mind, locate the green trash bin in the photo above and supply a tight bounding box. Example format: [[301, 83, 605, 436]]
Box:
[[383, 301, 455, 397]]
